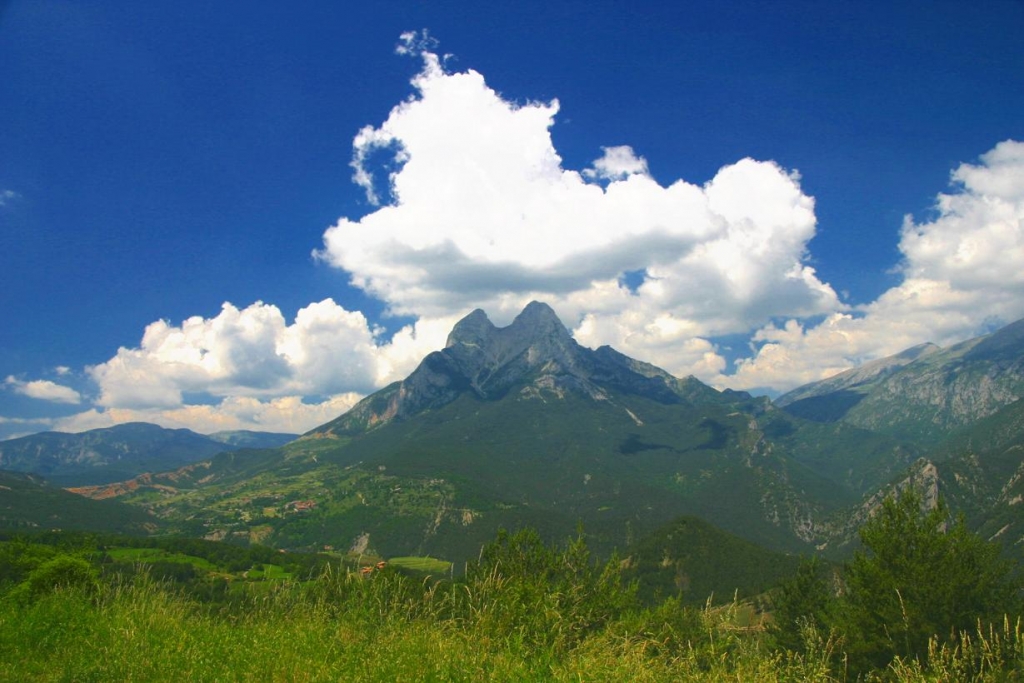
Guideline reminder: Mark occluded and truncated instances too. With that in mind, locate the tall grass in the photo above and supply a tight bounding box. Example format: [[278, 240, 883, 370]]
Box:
[[0, 569, 852, 682], [888, 616, 1024, 682], [0, 556, 1019, 680]]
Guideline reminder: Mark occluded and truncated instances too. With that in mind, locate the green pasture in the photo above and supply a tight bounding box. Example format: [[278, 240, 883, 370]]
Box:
[[387, 556, 452, 574], [104, 547, 219, 572]]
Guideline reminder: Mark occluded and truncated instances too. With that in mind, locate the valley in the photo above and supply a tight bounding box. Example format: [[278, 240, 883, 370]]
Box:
[[5, 301, 1018, 570], [3, 301, 1024, 680]]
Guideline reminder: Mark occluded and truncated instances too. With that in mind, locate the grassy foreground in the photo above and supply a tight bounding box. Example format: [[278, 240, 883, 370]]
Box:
[[1, 557, 1022, 680], [0, 575, 832, 682], [1, 506, 1022, 682], [2, 572, 1021, 682]]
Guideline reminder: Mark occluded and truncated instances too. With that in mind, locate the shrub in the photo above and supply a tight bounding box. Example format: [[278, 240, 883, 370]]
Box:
[[767, 556, 836, 654], [838, 491, 1019, 674], [9, 554, 99, 604], [459, 528, 638, 650]]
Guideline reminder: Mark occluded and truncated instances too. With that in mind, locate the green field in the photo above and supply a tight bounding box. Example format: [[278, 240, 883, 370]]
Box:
[[245, 563, 292, 580], [105, 547, 220, 572], [388, 556, 453, 574]]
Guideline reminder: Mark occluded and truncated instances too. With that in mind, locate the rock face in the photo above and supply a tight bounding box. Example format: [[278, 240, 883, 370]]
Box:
[[777, 342, 941, 408], [777, 317, 1024, 443], [443, 302, 582, 396], [312, 301, 734, 437]]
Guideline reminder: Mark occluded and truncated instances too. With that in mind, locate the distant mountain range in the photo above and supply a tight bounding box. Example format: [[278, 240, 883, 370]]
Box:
[[773, 318, 1024, 556], [22, 303, 1024, 578], [0, 423, 296, 486], [776, 318, 1024, 444]]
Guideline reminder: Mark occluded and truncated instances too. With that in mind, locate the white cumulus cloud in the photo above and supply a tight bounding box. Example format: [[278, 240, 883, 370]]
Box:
[[584, 146, 650, 181], [19, 38, 1023, 440], [87, 299, 451, 411], [316, 39, 841, 375], [725, 140, 1024, 392], [4, 376, 82, 404]]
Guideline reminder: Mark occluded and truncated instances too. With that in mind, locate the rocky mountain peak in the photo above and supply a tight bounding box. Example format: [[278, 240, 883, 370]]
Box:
[[313, 301, 742, 437], [509, 301, 572, 341], [442, 301, 580, 382], [445, 309, 496, 348], [446, 301, 572, 351], [443, 301, 581, 387]]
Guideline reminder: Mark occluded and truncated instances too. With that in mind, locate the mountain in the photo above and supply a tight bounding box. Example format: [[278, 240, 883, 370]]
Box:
[[776, 343, 941, 421], [776, 318, 1024, 444], [314, 301, 733, 438], [0, 423, 296, 486], [909, 397, 1024, 555], [66, 304, 1024, 567], [75, 302, 913, 563], [772, 318, 1024, 559], [0, 469, 160, 535], [207, 430, 297, 449]]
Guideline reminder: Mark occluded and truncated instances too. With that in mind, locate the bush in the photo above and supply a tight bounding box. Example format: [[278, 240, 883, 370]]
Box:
[[767, 556, 835, 655], [838, 491, 1019, 674], [9, 554, 100, 604], [459, 528, 638, 650]]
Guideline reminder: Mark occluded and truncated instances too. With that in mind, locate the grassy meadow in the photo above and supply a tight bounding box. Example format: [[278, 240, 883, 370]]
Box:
[[2, 560, 1021, 682], [1, 498, 1022, 682]]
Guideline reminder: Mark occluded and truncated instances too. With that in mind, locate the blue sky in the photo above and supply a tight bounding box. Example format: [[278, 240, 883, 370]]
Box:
[[2, 1, 1023, 439]]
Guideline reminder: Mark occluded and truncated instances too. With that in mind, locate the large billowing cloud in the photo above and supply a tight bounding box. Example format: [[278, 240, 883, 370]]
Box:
[[726, 139, 1024, 391], [316, 36, 841, 377], [89, 299, 455, 405], [316, 38, 1023, 392], [81, 299, 454, 433]]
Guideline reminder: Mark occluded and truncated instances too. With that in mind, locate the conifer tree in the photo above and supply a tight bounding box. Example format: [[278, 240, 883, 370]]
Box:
[[839, 491, 1018, 672]]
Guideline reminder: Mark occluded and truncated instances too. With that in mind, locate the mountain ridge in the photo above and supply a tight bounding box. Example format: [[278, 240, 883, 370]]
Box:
[[72, 303, 880, 562], [0, 422, 297, 486], [311, 302, 745, 439], [776, 317, 1024, 443]]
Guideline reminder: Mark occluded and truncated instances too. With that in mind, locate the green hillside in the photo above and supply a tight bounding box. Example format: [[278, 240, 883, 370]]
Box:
[[622, 515, 805, 604], [54, 306, 1024, 572], [79, 383, 858, 565], [0, 470, 159, 535]]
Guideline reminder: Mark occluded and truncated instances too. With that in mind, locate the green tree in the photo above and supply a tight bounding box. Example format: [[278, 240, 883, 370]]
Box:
[[462, 528, 637, 650], [9, 554, 100, 604], [0, 538, 59, 586], [838, 490, 1019, 673], [768, 556, 835, 653]]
